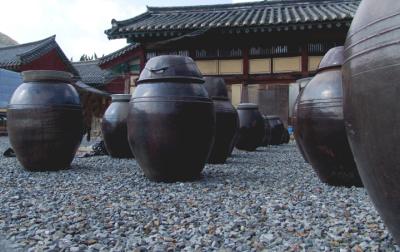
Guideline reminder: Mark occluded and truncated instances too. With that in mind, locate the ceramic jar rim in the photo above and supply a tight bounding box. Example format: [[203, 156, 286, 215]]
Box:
[[137, 76, 205, 84], [237, 103, 258, 110], [22, 70, 73, 83], [111, 94, 131, 102]]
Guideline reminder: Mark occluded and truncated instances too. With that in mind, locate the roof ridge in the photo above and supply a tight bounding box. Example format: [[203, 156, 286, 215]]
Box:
[[146, 0, 359, 12], [0, 35, 55, 51], [72, 60, 100, 65], [17, 35, 56, 58]]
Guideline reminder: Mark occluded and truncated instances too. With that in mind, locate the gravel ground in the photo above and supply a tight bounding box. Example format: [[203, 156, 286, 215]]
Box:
[[0, 136, 398, 252]]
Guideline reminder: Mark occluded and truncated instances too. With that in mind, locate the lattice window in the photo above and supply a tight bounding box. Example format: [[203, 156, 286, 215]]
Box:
[[195, 49, 218, 58], [195, 48, 241, 58], [218, 48, 243, 58], [146, 51, 157, 60], [308, 42, 340, 54]]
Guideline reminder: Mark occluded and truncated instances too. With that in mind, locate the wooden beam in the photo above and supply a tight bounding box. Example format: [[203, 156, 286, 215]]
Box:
[[301, 43, 309, 77], [241, 47, 250, 103]]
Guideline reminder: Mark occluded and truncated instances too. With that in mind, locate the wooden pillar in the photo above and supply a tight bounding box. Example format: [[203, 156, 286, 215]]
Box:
[[241, 47, 249, 103], [301, 44, 309, 77]]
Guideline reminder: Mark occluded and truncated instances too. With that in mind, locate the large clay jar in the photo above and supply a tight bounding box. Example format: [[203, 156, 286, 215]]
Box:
[[264, 116, 285, 145], [127, 56, 215, 182], [297, 46, 362, 187], [343, 0, 400, 243], [203, 77, 238, 164], [7, 70, 83, 171], [235, 103, 265, 151], [101, 94, 134, 158]]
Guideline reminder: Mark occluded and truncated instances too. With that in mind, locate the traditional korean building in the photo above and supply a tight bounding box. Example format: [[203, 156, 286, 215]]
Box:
[[98, 43, 143, 94], [0, 35, 78, 76], [104, 0, 360, 125]]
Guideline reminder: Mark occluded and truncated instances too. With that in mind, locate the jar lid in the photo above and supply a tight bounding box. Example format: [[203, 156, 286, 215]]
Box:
[[22, 70, 73, 83], [265, 115, 281, 120], [203, 77, 229, 99], [318, 46, 344, 72], [111, 94, 131, 102], [137, 55, 204, 84], [237, 103, 258, 110]]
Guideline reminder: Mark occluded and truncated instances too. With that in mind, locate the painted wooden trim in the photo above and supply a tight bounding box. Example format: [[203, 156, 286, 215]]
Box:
[[249, 58, 272, 74], [219, 59, 243, 75], [272, 56, 302, 73]]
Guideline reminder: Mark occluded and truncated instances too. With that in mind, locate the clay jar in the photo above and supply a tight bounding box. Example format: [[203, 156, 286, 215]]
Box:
[[264, 116, 285, 145], [281, 128, 290, 144], [7, 70, 83, 171], [261, 117, 272, 146], [235, 103, 265, 151], [101, 94, 134, 158], [127, 56, 215, 182], [203, 77, 238, 164], [342, 0, 400, 243], [297, 46, 362, 187]]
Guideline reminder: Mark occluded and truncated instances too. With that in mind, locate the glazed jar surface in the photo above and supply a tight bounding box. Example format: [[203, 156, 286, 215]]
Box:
[[265, 116, 285, 145], [203, 77, 238, 164], [7, 70, 83, 171], [343, 0, 400, 242], [128, 55, 215, 182], [235, 103, 265, 151], [101, 94, 134, 158], [298, 47, 362, 187], [293, 92, 309, 163]]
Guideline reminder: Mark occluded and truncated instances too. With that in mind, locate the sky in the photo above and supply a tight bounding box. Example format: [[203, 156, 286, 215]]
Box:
[[1, 0, 258, 61]]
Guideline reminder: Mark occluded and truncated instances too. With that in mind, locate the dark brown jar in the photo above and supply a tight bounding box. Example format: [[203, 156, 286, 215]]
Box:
[[235, 103, 265, 151], [7, 70, 83, 171], [343, 0, 400, 243], [101, 94, 134, 158], [127, 56, 215, 182], [264, 116, 285, 146], [281, 128, 290, 144], [261, 117, 272, 147], [297, 46, 362, 187], [203, 77, 238, 164]]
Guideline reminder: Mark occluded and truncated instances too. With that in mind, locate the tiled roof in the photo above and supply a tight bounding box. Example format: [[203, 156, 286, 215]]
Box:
[[99, 43, 139, 65], [74, 81, 110, 97], [106, 0, 360, 39], [72, 60, 114, 87], [0, 35, 79, 76]]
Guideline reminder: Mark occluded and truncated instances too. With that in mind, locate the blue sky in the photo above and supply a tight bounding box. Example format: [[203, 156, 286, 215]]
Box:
[[1, 0, 255, 60]]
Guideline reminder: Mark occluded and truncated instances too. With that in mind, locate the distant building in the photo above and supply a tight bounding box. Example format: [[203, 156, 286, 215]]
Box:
[[0, 35, 78, 76], [98, 43, 142, 94], [73, 60, 125, 94], [104, 0, 360, 125]]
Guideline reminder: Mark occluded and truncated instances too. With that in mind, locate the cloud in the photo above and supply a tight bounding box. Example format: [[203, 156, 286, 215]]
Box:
[[1, 0, 146, 60], [232, 0, 260, 3]]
